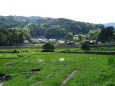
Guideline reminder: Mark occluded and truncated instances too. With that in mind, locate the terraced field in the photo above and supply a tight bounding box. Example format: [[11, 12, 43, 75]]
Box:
[[0, 48, 115, 86]]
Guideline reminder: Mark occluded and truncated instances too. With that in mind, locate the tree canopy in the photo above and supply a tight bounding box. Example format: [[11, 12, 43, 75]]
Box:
[[1, 16, 112, 46], [0, 16, 105, 40], [97, 26, 114, 42]]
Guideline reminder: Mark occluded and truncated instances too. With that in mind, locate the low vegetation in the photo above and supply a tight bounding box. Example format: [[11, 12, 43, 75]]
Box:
[[0, 47, 115, 86], [0, 16, 115, 86], [42, 42, 55, 52], [81, 43, 90, 51]]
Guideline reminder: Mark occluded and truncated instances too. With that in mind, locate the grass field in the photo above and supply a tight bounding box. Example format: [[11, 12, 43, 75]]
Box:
[[0, 48, 115, 86], [59, 46, 115, 52]]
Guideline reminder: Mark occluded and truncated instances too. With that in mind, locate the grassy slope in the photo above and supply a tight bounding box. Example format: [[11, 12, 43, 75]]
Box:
[[0, 48, 115, 86]]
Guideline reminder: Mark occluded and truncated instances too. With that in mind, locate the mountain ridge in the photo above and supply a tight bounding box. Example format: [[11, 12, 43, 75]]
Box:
[[0, 15, 105, 39], [104, 22, 115, 28]]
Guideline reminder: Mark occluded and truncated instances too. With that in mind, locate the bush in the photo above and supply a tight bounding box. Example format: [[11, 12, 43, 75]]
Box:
[[81, 43, 90, 51], [42, 42, 55, 52], [12, 50, 19, 53]]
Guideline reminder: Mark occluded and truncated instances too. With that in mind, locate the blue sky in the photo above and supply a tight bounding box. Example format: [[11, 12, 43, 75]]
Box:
[[0, 0, 115, 23]]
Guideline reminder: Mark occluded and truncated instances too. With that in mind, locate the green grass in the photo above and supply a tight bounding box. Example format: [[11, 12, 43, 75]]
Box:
[[99, 42, 115, 45], [32, 44, 44, 47], [65, 55, 115, 86], [0, 48, 115, 86], [58, 46, 115, 52]]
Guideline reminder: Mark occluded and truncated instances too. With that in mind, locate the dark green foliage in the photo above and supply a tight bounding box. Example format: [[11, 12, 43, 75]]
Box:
[[98, 26, 114, 42], [42, 42, 55, 52], [12, 50, 19, 53], [0, 28, 25, 46], [0, 28, 8, 45], [1, 16, 115, 45], [81, 43, 90, 51], [0, 16, 30, 28], [65, 32, 73, 41], [26, 23, 45, 37], [0, 16, 104, 39], [45, 26, 67, 39]]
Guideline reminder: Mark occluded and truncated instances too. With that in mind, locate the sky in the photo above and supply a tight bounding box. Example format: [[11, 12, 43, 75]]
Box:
[[0, 0, 115, 24]]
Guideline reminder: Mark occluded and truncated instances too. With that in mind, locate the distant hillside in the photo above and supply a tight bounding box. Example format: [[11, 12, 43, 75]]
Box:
[[0, 16, 47, 28], [104, 22, 115, 28], [0, 16, 104, 39]]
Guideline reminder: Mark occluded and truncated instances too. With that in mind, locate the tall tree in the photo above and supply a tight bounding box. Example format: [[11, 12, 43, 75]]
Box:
[[45, 25, 67, 39], [88, 29, 100, 40], [65, 32, 73, 41], [97, 26, 114, 42]]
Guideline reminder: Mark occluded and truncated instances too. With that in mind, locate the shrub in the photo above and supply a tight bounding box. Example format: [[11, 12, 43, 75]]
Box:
[[42, 42, 55, 52], [81, 43, 90, 51], [12, 50, 19, 53]]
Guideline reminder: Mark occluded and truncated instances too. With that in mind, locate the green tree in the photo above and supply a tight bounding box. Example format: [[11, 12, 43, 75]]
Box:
[[97, 26, 114, 42], [65, 32, 73, 41], [74, 34, 85, 42], [88, 29, 100, 40], [69, 25, 81, 35], [0, 31, 7, 45], [42, 42, 55, 52], [105, 26, 114, 36], [45, 25, 67, 39], [23, 32, 31, 42], [18, 33, 24, 44], [81, 43, 90, 51], [26, 23, 45, 37]]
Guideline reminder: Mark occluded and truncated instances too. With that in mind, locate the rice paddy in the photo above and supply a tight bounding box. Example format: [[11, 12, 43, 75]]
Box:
[[0, 48, 115, 86]]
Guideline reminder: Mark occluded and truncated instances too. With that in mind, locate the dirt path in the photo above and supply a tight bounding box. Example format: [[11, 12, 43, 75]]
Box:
[[60, 70, 78, 86], [30, 72, 55, 86], [30, 66, 69, 86]]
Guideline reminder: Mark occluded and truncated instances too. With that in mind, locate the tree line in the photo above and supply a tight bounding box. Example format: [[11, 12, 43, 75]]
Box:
[[0, 16, 115, 46], [0, 28, 31, 46]]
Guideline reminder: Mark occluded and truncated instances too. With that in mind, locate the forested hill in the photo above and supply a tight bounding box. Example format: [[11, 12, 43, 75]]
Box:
[[0, 16, 46, 28], [0, 16, 104, 39]]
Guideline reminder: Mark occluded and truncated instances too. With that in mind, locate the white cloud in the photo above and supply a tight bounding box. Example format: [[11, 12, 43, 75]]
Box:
[[0, 0, 115, 23]]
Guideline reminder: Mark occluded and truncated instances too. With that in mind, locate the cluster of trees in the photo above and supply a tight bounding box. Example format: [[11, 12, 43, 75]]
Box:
[[0, 28, 24, 46], [73, 29, 101, 43], [0, 16, 104, 39], [29, 18, 104, 39], [0, 16, 115, 46], [73, 27, 115, 43], [97, 26, 115, 42], [0, 16, 44, 28], [0, 28, 31, 46]]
